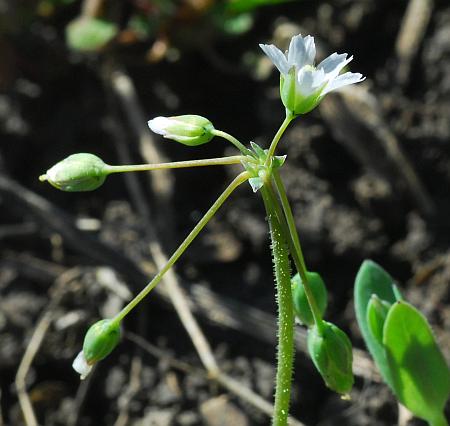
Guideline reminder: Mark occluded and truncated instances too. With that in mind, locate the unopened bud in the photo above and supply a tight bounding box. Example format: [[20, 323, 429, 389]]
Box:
[[72, 319, 121, 380], [308, 321, 354, 395], [291, 271, 327, 326], [367, 295, 392, 345], [148, 115, 215, 146], [40, 153, 109, 192]]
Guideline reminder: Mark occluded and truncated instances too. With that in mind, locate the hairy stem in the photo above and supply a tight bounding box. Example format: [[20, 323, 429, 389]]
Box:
[[272, 170, 325, 334], [261, 186, 295, 426], [112, 171, 250, 325]]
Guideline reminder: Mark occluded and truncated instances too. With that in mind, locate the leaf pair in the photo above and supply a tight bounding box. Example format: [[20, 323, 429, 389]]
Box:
[[355, 260, 450, 425]]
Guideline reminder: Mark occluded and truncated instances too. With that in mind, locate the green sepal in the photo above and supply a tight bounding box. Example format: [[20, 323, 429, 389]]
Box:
[[280, 69, 324, 116], [383, 301, 450, 425], [291, 271, 327, 326], [83, 319, 121, 364], [307, 321, 354, 395], [40, 153, 109, 192]]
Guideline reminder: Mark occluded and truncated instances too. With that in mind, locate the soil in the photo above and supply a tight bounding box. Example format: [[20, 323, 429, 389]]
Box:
[[0, 1, 449, 425]]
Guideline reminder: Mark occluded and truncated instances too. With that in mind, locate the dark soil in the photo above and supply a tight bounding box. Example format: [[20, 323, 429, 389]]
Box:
[[0, 1, 449, 425]]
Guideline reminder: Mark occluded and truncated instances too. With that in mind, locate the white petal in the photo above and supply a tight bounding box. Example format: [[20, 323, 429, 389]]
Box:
[[72, 351, 93, 380], [148, 116, 171, 135], [287, 35, 305, 68], [322, 72, 365, 95], [318, 53, 352, 78], [302, 35, 316, 66], [297, 67, 327, 97], [286, 35, 316, 70], [259, 44, 289, 75]]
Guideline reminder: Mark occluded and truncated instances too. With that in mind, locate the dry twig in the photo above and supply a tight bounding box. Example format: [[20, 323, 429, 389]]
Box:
[[395, 0, 434, 84], [15, 268, 83, 426]]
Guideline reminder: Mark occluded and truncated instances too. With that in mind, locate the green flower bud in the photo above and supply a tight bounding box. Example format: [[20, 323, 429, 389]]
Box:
[[291, 271, 327, 326], [307, 321, 354, 395], [73, 319, 121, 379], [367, 295, 392, 345], [39, 153, 109, 192], [148, 115, 215, 146], [83, 319, 121, 364]]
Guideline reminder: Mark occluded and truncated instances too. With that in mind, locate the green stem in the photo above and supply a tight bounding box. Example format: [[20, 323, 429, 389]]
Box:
[[260, 186, 295, 426], [272, 170, 325, 334], [265, 112, 294, 167], [211, 129, 252, 155], [112, 171, 250, 325], [106, 156, 244, 174]]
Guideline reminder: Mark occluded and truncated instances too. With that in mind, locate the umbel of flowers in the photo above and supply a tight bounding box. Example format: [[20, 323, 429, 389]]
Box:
[[41, 34, 368, 426]]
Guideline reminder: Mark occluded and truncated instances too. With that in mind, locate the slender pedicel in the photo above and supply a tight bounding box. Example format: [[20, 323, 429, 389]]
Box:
[[210, 129, 252, 155], [265, 178, 325, 334], [111, 171, 250, 325], [106, 156, 244, 173]]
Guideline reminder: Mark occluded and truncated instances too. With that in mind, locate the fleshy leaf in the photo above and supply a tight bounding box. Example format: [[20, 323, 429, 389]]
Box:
[[366, 295, 391, 345], [383, 302, 450, 424], [354, 260, 397, 389]]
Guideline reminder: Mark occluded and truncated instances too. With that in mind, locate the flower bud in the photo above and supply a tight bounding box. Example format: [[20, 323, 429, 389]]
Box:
[[40, 153, 109, 192], [308, 321, 354, 395], [72, 319, 121, 380], [148, 115, 215, 146], [367, 295, 392, 345], [291, 271, 327, 326]]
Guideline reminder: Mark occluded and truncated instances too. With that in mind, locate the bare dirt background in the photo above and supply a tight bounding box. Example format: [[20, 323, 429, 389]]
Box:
[[0, 0, 449, 425]]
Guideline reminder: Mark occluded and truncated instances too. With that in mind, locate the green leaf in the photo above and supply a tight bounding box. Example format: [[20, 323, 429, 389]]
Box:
[[227, 0, 293, 14], [354, 260, 397, 388], [66, 17, 118, 52], [366, 294, 391, 346], [222, 13, 254, 35], [383, 302, 450, 425]]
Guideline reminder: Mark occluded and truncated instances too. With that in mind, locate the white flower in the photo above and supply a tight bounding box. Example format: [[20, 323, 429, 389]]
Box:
[[259, 34, 365, 115], [148, 115, 215, 146], [72, 350, 93, 380]]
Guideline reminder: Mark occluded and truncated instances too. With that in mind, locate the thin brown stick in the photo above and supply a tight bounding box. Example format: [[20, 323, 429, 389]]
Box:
[[114, 356, 143, 426], [395, 0, 433, 84], [81, 0, 104, 18], [15, 268, 83, 426]]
